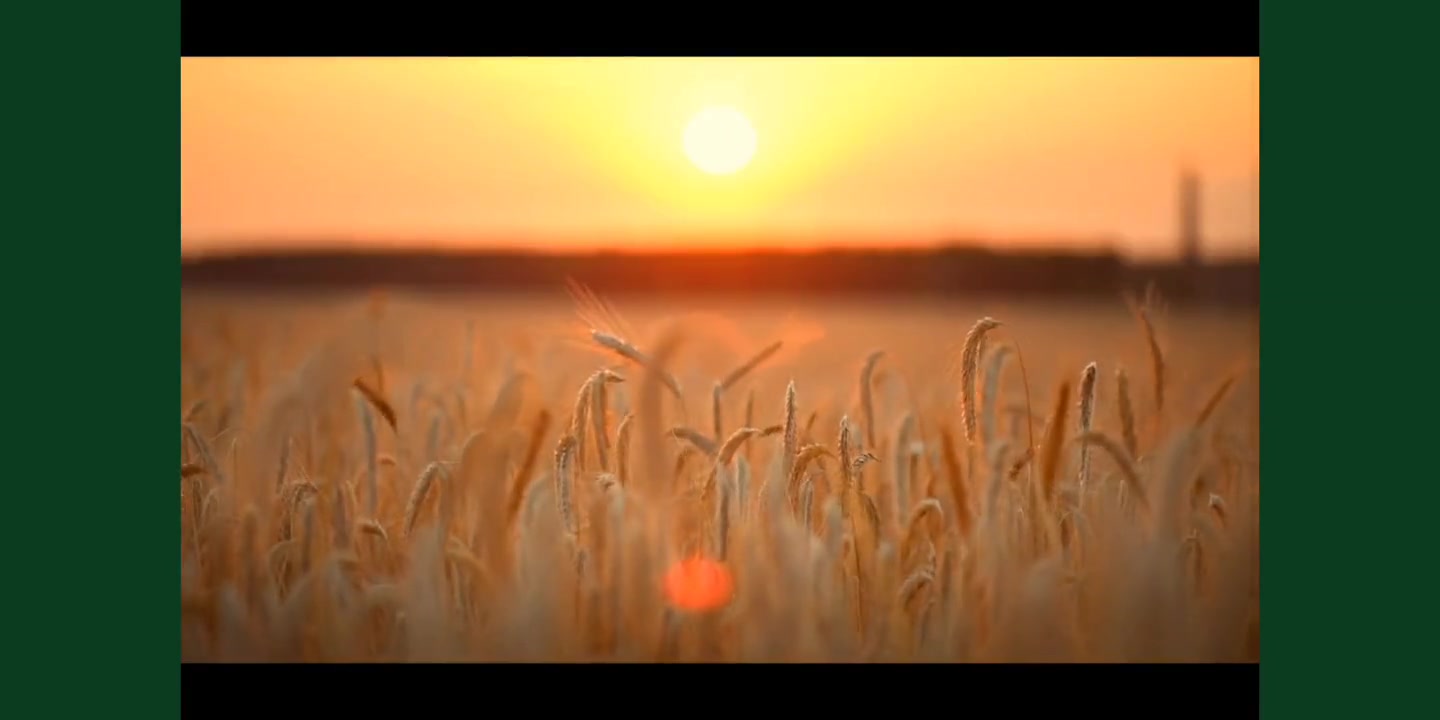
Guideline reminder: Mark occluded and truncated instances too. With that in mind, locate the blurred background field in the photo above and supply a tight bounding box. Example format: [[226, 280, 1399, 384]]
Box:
[[182, 289, 1258, 428]]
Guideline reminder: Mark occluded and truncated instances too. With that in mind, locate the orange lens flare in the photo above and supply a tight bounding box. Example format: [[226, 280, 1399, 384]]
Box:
[[662, 556, 734, 613]]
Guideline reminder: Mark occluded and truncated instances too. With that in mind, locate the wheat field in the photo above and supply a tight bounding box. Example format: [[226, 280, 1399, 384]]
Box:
[[179, 286, 1260, 663]]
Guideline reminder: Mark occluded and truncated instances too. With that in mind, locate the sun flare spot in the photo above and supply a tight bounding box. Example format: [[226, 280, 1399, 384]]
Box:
[[683, 106, 757, 176]]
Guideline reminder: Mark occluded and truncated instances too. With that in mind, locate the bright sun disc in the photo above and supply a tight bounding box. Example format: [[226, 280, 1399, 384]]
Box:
[[683, 106, 757, 175]]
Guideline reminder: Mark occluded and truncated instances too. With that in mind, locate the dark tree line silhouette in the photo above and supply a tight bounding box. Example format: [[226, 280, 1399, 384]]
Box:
[[181, 246, 1259, 308]]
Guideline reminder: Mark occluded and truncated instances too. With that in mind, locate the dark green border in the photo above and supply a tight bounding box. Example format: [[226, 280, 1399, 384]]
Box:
[[1261, 3, 1432, 718], [12, 2, 176, 717], [20, 0, 1418, 713]]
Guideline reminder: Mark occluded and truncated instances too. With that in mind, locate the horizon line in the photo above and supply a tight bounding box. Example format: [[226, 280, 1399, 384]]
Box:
[[180, 234, 1260, 262]]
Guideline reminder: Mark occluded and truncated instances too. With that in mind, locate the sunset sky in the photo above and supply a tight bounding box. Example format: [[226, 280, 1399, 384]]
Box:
[[181, 57, 1259, 260]]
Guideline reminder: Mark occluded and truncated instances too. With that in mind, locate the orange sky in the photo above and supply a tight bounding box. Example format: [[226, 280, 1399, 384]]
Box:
[[181, 57, 1259, 260]]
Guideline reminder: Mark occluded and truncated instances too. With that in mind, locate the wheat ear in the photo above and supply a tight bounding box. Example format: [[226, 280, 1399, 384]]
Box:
[[1076, 362, 1098, 497], [1131, 300, 1166, 414], [781, 381, 798, 484], [351, 376, 397, 432], [1038, 381, 1073, 504], [554, 435, 579, 539], [591, 331, 683, 401], [1116, 367, 1139, 458], [669, 426, 718, 456], [960, 317, 1002, 445], [787, 443, 835, 512], [405, 461, 449, 537]]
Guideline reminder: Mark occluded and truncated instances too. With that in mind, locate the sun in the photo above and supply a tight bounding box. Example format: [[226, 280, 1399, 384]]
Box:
[[683, 106, 757, 176]]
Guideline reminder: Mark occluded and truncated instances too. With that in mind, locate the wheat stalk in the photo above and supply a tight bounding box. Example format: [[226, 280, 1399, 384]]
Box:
[[1208, 493, 1227, 527], [1130, 298, 1166, 414], [721, 340, 783, 391], [714, 465, 733, 560], [902, 498, 944, 566], [273, 436, 292, 493], [1076, 362, 1098, 497], [860, 351, 885, 449], [426, 409, 444, 463], [330, 479, 351, 550], [568, 370, 621, 472], [674, 445, 699, 480], [717, 427, 763, 466], [837, 415, 855, 489], [504, 409, 552, 534], [781, 381, 798, 485], [981, 344, 1013, 447], [591, 331, 683, 401], [1073, 430, 1148, 510], [183, 399, 207, 423], [554, 434, 579, 540], [960, 317, 1002, 445], [354, 390, 379, 517], [669, 426, 718, 456], [357, 518, 389, 546], [893, 413, 916, 530], [1038, 381, 1072, 505], [853, 452, 879, 473], [183, 423, 222, 484], [788, 443, 835, 512], [898, 569, 936, 612], [935, 427, 969, 538], [405, 461, 449, 537], [615, 412, 634, 487], [800, 476, 816, 532], [352, 376, 397, 432], [1196, 374, 1239, 426], [711, 381, 724, 440], [703, 427, 763, 508], [1116, 368, 1139, 458], [592, 371, 619, 471], [985, 440, 1011, 521]]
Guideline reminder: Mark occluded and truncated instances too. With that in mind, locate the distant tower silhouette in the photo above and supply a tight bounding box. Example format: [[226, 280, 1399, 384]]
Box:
[[1178, 168, 1203, 267]]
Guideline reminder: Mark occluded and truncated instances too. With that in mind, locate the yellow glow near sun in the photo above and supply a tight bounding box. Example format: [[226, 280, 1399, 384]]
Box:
[[683, 106, 757, 175]]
